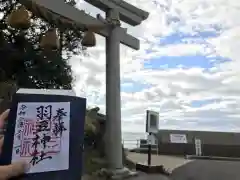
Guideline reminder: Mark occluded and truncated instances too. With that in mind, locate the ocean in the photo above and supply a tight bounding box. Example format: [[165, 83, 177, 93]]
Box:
[[122, 131, 147, 149]]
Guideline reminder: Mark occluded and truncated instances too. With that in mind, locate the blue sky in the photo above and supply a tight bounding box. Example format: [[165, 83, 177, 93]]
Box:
[[144, 30, 228, 70], [118, 27, 234, 131], [121, 30, 229, 95], [74, 0, 240, 133]]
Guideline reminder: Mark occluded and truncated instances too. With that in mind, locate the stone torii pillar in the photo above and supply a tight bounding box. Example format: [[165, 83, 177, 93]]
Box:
[[18, 0, 149, 174]]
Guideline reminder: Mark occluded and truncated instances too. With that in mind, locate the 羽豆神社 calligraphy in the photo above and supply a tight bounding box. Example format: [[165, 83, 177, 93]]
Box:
[[12, 102, 70, 173]]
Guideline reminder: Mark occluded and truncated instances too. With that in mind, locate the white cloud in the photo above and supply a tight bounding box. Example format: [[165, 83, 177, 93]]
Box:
[[69, 0, 240, 135]]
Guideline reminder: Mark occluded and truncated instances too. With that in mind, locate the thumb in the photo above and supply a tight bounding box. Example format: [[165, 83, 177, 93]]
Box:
[[0, 136, 4, 154], [0, 161, 30, 179]]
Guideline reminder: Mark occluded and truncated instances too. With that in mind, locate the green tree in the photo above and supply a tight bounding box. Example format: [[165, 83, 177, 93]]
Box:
[[0, 0, 84, 89]]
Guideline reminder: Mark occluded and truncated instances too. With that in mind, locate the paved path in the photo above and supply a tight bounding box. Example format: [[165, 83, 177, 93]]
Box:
[[171, 159, 240, 180], [128, 152, 240, 180], [128, 173, 170, 180], [127, 152, 191, 172]]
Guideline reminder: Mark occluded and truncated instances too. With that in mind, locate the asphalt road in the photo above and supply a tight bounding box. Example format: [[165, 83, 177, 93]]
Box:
[[128, 173, 170, 180], [127, 152, 191, 172], [171, 159, 240, 180], [128, 153, 240, 180]]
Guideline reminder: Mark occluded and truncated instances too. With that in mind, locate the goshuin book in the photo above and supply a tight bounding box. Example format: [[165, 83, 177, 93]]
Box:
[[0, 89, 86, 180]]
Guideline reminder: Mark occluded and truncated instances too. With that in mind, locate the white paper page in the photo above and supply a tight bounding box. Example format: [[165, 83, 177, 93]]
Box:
[[11, 102, 70, 173]]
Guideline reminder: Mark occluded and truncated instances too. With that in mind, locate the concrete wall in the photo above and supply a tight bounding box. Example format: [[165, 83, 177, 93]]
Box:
[[157, 129, 240, 157]]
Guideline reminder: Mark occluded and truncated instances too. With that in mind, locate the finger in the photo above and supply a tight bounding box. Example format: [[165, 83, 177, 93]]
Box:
[[9, 161, 30, 177], [0, 161, 30, 179], [0, 136, 4, 154], [0, 109, 10, 129]]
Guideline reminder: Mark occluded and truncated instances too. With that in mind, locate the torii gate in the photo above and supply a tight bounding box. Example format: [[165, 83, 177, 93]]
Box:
[[18, 0, 149, 175]]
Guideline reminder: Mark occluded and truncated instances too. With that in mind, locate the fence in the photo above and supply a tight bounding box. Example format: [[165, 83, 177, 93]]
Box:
[[122, 138, 159, 155]]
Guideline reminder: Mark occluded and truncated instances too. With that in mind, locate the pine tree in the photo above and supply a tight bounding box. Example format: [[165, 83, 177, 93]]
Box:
[[0, 0, 84, 89]]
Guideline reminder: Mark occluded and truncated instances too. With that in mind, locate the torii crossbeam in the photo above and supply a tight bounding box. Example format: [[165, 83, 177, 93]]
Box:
[[18, 0, 149, 175], [19, 0, 140, 49]]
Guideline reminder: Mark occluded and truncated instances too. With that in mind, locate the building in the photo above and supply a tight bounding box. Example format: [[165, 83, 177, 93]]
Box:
[[156, 129, 240, 157]]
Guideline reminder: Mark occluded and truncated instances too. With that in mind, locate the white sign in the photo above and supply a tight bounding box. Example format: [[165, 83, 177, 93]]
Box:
[[195, 138, 202, 156], [170, 134, 187, 143], [146, 110, 159, 133], [147, 134, 156, 145], [12, 102, 70, 173]]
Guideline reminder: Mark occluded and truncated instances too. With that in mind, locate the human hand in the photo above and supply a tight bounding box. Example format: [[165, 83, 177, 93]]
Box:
[[0, 109, 30, 180]]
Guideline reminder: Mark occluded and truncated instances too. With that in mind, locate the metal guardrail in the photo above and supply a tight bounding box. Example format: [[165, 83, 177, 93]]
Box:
[[122, 139, 159, 155]]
